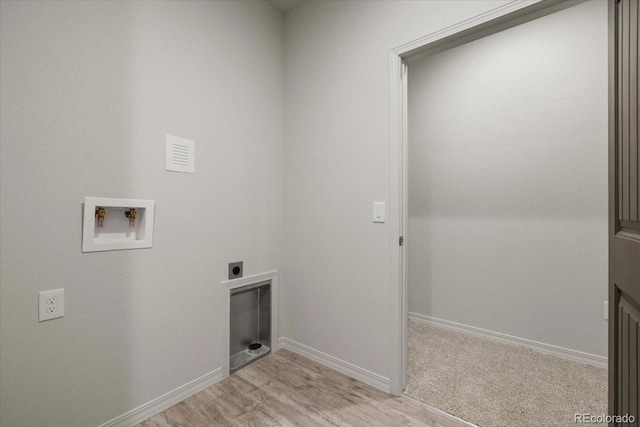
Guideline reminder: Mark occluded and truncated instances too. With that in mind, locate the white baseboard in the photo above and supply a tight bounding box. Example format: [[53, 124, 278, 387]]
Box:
[[97, 368, 223, 427], [408, 312, 607, 369], [278, 337, 390, 393]]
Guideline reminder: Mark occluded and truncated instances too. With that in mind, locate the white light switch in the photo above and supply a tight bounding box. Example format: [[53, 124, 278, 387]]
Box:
[[373, 202, 385, 223]]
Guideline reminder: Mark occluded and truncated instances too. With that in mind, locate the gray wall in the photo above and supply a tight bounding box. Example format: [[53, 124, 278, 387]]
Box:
[[283, 0, 512, 378], [407, 0, 608, 357], [0, 1, 612, 425], [0, 1, 284, 426]]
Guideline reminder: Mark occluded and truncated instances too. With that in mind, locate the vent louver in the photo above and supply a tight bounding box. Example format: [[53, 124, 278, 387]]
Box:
[[166, 135, 195, 173]]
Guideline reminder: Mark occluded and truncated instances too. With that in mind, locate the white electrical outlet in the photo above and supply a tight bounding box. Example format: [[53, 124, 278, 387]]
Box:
[[604, 301, 608, 321], [39, 289, 64, 321]]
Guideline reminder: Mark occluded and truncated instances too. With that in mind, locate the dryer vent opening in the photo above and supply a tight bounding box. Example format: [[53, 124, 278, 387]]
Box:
[[229, 280, 271, 373]]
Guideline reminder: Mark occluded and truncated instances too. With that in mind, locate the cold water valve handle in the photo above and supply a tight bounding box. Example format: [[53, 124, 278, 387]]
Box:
[[125, 208, 137, 227]]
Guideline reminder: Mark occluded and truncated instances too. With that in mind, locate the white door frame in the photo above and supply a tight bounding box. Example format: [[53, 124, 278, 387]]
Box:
[[387, 0, 585, 396]]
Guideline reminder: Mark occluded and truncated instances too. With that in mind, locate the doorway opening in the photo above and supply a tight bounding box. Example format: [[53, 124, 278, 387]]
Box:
[[389, 1, 609, 425]]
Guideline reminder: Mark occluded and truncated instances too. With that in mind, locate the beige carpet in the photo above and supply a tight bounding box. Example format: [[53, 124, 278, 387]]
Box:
[[406, 321, 607, 427]]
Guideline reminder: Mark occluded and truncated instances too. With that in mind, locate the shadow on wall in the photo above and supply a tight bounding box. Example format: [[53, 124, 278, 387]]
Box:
[[1, 1, 142, 425]]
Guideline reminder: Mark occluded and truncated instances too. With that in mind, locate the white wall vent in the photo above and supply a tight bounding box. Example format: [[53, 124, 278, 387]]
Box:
[[166, 135, 195, 173]]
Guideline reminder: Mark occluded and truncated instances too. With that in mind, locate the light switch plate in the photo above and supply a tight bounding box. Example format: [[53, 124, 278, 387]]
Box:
[[373, 202, 386, 223]]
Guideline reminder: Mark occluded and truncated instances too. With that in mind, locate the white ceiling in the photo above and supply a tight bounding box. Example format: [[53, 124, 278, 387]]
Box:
[[267, 0, 302, 15]]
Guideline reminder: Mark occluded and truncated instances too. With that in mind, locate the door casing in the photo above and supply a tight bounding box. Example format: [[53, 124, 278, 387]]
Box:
[[388, 0, 593, 396]]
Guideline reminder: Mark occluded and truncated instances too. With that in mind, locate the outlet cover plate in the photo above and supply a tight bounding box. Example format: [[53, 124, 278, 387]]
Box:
[[39, 289, 64, 321], [229, 262, 243, 280]]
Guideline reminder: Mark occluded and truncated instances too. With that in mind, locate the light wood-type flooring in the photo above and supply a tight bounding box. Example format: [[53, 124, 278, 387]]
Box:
[[139, 349, 471, 427]]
